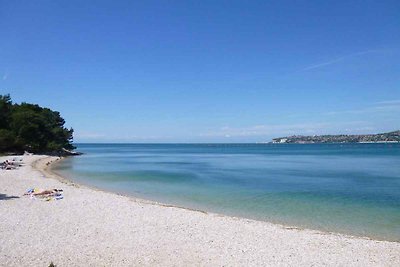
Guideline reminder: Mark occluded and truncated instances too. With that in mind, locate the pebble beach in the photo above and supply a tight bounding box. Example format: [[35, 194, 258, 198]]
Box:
[[1, 155, 399, 266]]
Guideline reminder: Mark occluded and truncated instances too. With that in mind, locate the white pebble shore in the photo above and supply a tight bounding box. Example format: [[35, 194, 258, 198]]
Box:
[[0, 155, 399, 266]]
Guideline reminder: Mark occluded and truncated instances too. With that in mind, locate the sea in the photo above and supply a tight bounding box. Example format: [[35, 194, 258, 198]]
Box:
[[52, 143, 400, 241]]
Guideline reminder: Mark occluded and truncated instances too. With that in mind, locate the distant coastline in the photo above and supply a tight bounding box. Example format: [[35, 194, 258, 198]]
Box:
[[271, 130, 400, 144]]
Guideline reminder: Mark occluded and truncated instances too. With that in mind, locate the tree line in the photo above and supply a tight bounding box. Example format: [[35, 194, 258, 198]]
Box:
[[0, 94, 75, 154]]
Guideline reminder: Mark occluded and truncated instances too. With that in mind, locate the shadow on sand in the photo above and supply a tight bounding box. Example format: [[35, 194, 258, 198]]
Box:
[[0, 193, 20, 200]]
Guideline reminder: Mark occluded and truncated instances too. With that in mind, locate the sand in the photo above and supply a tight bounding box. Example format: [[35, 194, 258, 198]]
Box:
[[0, 155, 399, 266]]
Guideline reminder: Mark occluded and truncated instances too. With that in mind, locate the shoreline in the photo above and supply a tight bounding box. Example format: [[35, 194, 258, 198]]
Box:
[[43, 156, 397, 243], [42, 156, 211, 214], [1, 155, 400, 266], [43, 157, 327, 235]]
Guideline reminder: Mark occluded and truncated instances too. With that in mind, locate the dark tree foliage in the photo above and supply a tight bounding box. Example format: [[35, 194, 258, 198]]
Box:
[[0, 94, 75, 153]]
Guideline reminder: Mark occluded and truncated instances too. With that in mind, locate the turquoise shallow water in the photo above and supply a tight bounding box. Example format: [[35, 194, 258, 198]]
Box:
[[52, 143, 400, 241]]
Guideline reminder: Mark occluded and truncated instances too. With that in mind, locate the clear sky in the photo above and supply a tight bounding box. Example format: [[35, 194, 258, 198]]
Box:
[[1, 0, 399, 143]]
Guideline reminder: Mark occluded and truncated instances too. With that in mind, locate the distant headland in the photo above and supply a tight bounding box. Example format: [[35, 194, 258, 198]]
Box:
[[271, 130, 400, 144]]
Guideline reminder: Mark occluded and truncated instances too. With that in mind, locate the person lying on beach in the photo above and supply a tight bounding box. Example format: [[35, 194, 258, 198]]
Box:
[[1, 160, 9, 166], [34, 189, 57, 196], [24, 188, 63, 197], [24, 188, 64, 201], [1, 160, 18, 170], [3, 160, 18, 165]]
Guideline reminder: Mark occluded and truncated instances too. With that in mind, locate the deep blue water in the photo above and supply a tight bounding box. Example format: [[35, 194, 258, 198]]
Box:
[[52, 143, 400, 241]]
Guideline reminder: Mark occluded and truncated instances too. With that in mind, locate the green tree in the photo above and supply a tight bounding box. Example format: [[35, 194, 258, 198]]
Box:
[[0, 129, 15, 151], [0, 94, 75, 154], [0, 94, 12, 129]]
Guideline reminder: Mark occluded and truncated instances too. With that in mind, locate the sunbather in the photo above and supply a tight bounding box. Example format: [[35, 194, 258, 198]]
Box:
[[32, 189, 63, 196], [33, 190, 54, 196], [1, 160, 17, 170], [23, 188, 64, 201]]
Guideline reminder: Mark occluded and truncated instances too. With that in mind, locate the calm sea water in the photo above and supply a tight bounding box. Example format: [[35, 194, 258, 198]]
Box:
[[52, 143, 400, 241]]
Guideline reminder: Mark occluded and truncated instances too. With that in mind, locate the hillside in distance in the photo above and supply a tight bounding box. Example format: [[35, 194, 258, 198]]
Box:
[[271, 130, 400, 144]]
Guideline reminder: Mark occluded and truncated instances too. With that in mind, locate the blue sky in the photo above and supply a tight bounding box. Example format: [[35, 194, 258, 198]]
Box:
[[1, 0, 399, 142]]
